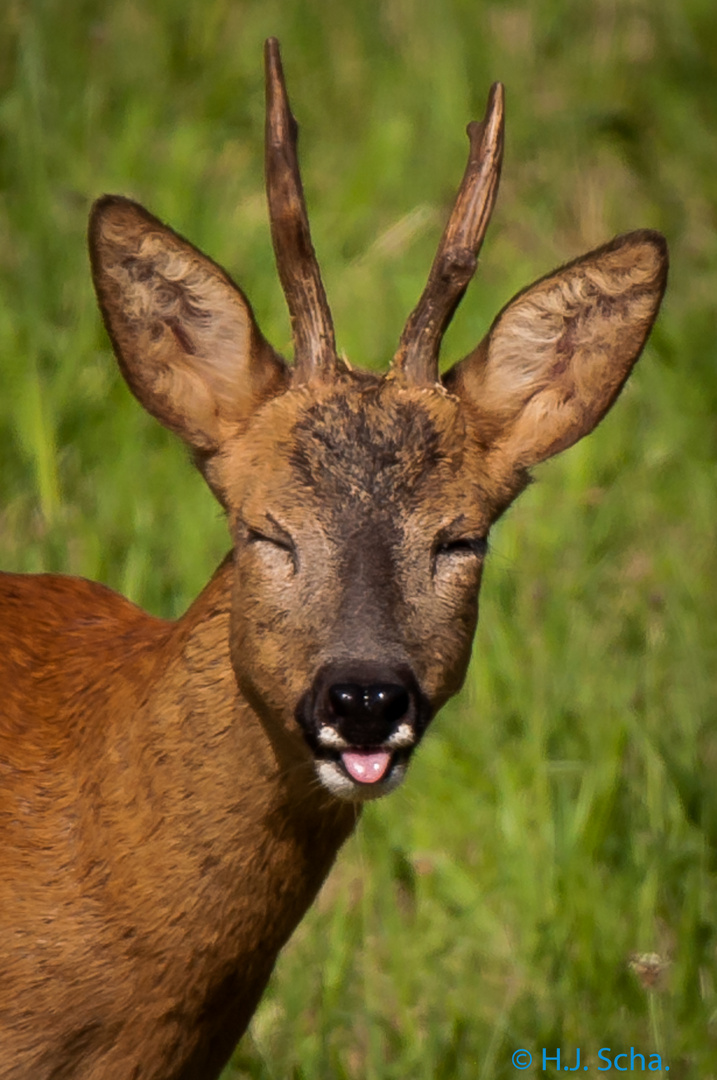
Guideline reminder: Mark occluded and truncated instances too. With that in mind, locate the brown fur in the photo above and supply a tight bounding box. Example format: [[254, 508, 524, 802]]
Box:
[[0, 48, 667, 1080]]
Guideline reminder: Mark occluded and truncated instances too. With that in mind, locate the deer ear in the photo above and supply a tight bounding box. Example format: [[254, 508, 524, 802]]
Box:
[[89, 197, 289, 455], [444, 230, 668, 467]]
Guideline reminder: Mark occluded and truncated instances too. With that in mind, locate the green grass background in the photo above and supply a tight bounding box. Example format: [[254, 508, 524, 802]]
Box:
[[1, 0, 716, 1076]]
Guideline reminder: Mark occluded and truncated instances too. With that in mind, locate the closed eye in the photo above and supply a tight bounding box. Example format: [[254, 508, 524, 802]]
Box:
[[243, 516, 298, 572], [435, 537, 488, 559], [247, 527, 293, 553]]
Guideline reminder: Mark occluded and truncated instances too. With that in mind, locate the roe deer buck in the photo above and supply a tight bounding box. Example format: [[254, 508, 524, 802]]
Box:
[[0, 36, 667, 1080]]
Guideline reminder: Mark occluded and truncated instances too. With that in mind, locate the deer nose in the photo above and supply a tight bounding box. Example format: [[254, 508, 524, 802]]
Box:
[[307, 661, 421, 747], [296, 660, 432, 759], [328, 683, 410, 727]]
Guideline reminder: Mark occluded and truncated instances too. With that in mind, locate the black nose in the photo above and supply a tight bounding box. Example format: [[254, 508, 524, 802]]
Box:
[[328, 683, 410, 727], [303, 660, 423, 748]]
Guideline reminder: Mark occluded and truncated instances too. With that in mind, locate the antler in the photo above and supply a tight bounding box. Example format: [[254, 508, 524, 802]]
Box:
[[390, 83, 505, 386], [264, 38, 338, 384]]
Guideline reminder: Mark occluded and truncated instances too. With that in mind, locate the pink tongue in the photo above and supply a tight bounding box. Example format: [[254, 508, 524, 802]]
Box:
[[341, 750, 392, 784]]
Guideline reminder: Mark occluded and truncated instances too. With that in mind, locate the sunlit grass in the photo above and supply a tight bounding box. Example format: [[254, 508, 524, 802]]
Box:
[[0, 1, 716, 1076]]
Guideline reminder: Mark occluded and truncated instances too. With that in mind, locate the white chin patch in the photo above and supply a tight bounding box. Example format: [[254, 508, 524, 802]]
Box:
[[315, 759, 407, 802]]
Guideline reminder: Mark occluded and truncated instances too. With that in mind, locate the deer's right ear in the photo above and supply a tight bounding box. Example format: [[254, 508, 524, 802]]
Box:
[[444, 230, 668, 469], [89, 197, 289, 456]]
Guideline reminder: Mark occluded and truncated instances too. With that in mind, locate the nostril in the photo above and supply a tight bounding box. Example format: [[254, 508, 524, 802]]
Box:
[[328, 684, 363, 721], [327, 683, 410, 726], [366, 685, 409, 724]]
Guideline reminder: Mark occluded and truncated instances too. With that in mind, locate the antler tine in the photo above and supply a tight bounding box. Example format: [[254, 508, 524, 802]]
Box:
[[264, 38, 337, 384], [390, 83, 505, 385]]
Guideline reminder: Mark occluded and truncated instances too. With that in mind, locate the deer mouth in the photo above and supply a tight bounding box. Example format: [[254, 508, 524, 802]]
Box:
[[340, 748, 392, 784], [308, 722, 419, 801], [313, 745, 411, 802]]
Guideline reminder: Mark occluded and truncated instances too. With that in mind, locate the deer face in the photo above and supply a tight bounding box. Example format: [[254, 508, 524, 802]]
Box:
[[89, 40, 667, 803], [222, 377, 507, 800]]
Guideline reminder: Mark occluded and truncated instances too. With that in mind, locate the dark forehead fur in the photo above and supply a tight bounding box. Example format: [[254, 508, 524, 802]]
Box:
[[288, 375, 464, 504]]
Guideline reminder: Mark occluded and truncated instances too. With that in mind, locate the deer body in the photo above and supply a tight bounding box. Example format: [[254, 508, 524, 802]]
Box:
[[0, 38, 667, 1080], [0, 562, 355, 1077]]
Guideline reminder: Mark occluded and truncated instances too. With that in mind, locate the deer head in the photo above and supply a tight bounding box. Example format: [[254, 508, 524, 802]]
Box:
[[88, 39, 667, 802]]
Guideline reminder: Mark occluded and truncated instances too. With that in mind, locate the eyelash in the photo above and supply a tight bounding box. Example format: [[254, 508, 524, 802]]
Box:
[[247, 528, 292, 552]]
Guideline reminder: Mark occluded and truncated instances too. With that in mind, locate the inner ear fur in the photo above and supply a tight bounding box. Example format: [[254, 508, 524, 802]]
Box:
[[444, 230, 668, 467], [89, 196, 289, 455]]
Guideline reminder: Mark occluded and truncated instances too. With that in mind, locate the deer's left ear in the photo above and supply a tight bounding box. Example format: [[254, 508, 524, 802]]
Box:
[[443, 230, 668, 467]]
